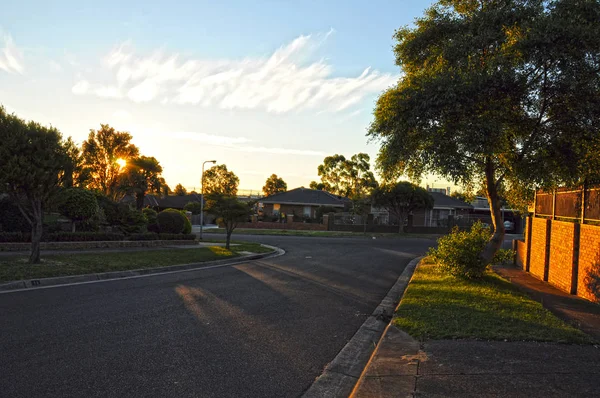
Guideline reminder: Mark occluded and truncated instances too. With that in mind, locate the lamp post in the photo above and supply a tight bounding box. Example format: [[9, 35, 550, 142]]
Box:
[[200, 160, 217, 240]]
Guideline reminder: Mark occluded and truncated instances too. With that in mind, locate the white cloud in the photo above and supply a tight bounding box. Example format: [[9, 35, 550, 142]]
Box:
[[0, 34, 24, 74], [236, 146, 325, 156], [73, 32, 398, 112], [71, 79, 122, 98], [173, 131, 250, 146]]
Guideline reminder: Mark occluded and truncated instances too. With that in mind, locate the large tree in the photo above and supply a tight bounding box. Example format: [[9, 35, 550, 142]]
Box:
[[81, 124, 139, 200], [372, 182, 434, 233], [0, 106, 71, 263], [203, 164, 239, 196], [174, 183, 187, 196], [369, 0, 600, 263], [310, 153, 378, 197], [119, 156, 164, 210], [262, 174, 287, 196]]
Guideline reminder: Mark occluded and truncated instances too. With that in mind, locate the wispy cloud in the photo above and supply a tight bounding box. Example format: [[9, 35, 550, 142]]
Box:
[[72, 32, 398, 113], [0, 34, 24, 74]]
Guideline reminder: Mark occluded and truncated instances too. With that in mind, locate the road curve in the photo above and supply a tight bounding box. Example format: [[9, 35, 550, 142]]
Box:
[[0, 235, 434, 397]]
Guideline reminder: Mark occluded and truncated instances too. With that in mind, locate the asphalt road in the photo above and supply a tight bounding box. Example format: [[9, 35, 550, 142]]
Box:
[[0, 235, 435, 398]]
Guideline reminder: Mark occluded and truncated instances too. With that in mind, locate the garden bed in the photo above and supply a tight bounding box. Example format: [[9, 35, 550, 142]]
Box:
[[0, 239, 198, 252]]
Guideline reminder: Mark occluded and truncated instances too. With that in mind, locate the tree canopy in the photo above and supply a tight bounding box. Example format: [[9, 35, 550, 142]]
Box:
[[206, 194, 252, 249], [81, 124, 139, 200], [310, 153, 378, 197], [203, 164, 239, 196], [58, 187, 99, 232], [368, 0, 600, 262], [0, 106, 71, 262], [174, 184, 187, 196], [372, 182, 434, 232], [119, 156, 164, 210], [262, 174, 287, 196]]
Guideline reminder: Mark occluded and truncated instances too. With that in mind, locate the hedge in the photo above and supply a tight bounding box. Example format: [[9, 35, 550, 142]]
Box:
[[128, 233, 196, 241]]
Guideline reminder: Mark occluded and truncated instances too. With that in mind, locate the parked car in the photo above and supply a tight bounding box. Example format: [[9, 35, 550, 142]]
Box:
[[503, 220, 515, 232]]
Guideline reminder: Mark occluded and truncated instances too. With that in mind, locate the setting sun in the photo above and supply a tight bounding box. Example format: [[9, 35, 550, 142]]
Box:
[[116, 158, 126, 168]]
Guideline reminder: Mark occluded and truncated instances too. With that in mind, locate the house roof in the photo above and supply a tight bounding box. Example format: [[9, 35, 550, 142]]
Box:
[[121, 193, 203, 209], [261, 188, 349, 207], [430, 192, 473, 209]]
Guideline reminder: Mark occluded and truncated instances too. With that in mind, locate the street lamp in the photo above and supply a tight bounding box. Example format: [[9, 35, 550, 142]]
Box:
[[200, 160, 217, 240]]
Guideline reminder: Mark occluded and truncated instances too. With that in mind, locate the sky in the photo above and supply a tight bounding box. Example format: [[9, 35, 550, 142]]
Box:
[[0, 0, 447, 194]]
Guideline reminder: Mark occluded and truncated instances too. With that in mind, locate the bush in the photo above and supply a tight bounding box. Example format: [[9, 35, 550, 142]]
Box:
[[427, 222, 509, 279], [183, 201, 203, 215], [47, 232, 124, 242], [180, 211, 192, 234], [157, 209, 186, 234], [57, 188, 98, 231], [0, 198, 30, 232], [142, 208, 159, 233], [0, 232, 29, 242], [129, 232, 159, 241]]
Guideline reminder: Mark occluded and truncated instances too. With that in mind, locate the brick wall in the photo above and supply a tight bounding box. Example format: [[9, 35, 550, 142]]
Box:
[[577, 224, 600, 301], [547, 220, 575, 293], [515, 240, 527, 269], [529, 217, 550, 280]]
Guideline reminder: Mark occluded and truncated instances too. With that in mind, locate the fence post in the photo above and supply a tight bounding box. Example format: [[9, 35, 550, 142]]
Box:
[[533, 190, 537, 217], [543, 218, 552, 282], [571, 223, 581, 295], [552, 190, 556, 220], [525, 216, 533, 272], [581, 183, 587, 224]]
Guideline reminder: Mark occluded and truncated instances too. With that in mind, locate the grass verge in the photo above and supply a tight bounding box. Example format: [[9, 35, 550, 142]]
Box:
[[0, 242, 273, 282], [394, 262, 593, 343]]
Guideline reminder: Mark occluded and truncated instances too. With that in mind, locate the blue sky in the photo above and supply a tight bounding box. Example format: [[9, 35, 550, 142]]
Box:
[[1, 0, 444, 193]]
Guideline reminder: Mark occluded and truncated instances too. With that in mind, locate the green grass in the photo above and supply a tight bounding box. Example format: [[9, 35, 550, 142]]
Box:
[[394, 263, 593, 343], [205, 228, 441, 239], [0, 242, 274, 282]]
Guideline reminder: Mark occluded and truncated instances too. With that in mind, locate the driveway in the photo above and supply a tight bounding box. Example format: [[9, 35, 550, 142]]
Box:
[[0, 234, 435, 397]]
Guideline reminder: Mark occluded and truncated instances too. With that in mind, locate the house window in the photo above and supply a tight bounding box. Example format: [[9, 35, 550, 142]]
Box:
[[303, 206, 311, 217], [273, 204, 280, 215]]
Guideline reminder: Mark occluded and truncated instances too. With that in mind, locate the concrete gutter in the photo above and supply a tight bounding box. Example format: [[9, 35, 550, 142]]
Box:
[[302, 256, 422, 398], [0, 244, 284, 293]]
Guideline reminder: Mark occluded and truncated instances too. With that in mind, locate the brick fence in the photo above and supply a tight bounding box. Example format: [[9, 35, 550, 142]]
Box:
[[516, 216, 600, 301]]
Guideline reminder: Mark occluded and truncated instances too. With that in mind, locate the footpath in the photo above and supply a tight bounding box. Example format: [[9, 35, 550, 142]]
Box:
[[351, 264, 600, 398]]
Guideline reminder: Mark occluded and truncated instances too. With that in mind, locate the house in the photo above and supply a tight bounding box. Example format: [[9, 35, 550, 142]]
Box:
[[260, 188, 349, 219], [121, 193, 203, 211], [412, 192, 473, 227]]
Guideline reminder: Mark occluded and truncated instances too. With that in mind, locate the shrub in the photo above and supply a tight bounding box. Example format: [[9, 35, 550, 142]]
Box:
[[129, 232, 159, 241], [183, 201, 203, 215], [157, 209, 186, 234], [57, 188, 98, 232], [179, 210, 192, 234], [427, 222, 509, 279], [0, 198, 30, 232], [0, 232, 30, 242], [47, 232, 124, 242], [584, 252, 600, 303], [142, 208, 159, 233]]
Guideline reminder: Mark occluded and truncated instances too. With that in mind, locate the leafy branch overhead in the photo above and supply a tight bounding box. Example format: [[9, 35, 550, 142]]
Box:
[[369, 0, 600, 263]]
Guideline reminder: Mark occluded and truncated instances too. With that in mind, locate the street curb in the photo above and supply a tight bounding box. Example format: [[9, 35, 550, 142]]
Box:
[[302, 256, 423, 398], [0, 244, 285, 294]]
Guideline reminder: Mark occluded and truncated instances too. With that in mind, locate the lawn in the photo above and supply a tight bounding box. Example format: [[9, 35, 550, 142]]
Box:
[[0, 242, 273, 282], [394, 262, 593, 343]]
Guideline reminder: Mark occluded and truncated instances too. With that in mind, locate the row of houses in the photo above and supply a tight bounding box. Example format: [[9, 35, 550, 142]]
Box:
[[122, 186, 520, 230]]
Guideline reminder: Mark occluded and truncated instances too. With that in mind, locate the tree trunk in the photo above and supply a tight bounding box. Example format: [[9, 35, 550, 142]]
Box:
[[136, 192, 145, 210], [226, 230, 232, 249], [480, 158, 505, 264], [71, 221, 76, 233], [29, 199, 43, 264]]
